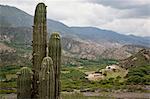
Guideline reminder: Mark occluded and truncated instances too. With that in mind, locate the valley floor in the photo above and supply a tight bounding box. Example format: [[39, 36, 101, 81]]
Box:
[[1, 92, 150, 99]]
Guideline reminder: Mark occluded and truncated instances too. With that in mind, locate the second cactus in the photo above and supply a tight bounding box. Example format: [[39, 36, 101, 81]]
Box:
[[49, 32, 61, 99]]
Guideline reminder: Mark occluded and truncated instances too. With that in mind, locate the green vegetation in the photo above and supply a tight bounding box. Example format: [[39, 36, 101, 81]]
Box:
[[126, 65, 150, 85], [102, 67, 127, 81], [72, 58, 118, 67], [61, 66, 126, 92], [0, 65, 21, 81], [0, 66, 19, 94], [1, 63, 149, 94]]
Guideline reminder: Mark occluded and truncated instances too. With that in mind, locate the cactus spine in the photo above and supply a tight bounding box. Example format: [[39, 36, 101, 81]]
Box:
[[17, 67, 33, 99], [49, 32, 61, 99], [32, 3, 47, 98], [39, 56, 55, 99]]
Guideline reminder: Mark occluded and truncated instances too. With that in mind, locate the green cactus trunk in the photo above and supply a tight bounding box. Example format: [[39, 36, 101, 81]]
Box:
[[17, 67, 33, 99], [49, 32, 61, 99], [39, 57, 55, 99], [17, 3, 62, 99], [32, 3, 47, 98]]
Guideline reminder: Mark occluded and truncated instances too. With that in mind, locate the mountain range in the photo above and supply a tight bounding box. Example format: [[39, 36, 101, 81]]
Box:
[[0, 5, 150, 61]]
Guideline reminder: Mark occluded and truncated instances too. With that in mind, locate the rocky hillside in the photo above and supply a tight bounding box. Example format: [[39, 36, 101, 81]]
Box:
[[119, 49, 150, 69], [0, 42, 15, 53], [101, 45, 149, 60]]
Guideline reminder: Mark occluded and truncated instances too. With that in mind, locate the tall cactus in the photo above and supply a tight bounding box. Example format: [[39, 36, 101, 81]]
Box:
[[49, 32, 61, 99], [16, 67, 33, 99], [39, 56, 55, 99], [32, 3, 47, 98]]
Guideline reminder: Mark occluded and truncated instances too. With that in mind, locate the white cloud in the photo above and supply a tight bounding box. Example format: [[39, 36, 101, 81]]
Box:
[[47, 2, 120, 26], [101, 18, 150, 36], [86, 0, 150, 9], [0, 0, 150, 36]]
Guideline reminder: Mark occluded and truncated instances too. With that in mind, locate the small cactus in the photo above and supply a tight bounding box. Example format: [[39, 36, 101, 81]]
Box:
[[32, 3, 47, 98], [17, 67, 33, 99], [39, 57, 55, 99], [49, 32, 61, 99]]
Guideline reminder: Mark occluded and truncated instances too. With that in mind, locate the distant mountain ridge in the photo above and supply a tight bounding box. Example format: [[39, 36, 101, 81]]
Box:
[[0, 4, 150, 60], [0, 5, 73, 36], [70, 27, 150, 47]]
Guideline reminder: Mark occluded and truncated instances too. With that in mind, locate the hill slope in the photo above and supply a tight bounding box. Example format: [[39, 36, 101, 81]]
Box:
[[119, 49, 150, 69]]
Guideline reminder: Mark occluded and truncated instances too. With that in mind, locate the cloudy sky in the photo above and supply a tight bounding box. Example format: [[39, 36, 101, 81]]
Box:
[[0, 0, 150, 36]]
